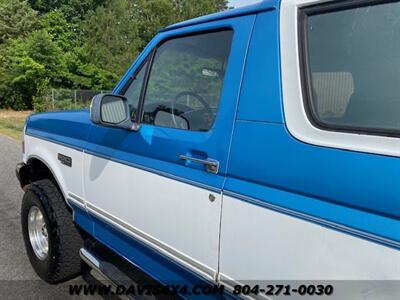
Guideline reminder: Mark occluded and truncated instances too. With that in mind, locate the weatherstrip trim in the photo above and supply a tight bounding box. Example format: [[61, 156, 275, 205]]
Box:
[[67, 192, 85, 208]]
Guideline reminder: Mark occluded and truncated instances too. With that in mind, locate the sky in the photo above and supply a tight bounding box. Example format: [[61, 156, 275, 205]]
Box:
[[229, 0, 261, 8]]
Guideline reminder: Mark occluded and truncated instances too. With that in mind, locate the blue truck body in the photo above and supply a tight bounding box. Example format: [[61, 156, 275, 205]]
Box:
[[20, 0, 400, 298]]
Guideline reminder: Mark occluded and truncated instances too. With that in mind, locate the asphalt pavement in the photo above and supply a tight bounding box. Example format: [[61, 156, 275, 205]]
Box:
[[0, 134, 95, 299]]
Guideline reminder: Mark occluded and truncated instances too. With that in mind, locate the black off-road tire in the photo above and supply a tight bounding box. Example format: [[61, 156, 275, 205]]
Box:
[[21, 179, 83, 283]]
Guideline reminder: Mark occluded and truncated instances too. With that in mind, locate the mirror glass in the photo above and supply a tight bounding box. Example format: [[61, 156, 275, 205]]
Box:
[[101, 95, 127, 124]]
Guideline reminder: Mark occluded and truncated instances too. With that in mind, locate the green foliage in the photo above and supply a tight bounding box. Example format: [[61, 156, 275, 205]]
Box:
[[173, 0, 228, 21], [26, 30, 65, 81], [83, 0, 143, 77], [7, 54, 46, 108], [28, 0, 106, 19], [0, 0, 228, 111], [33, 96, 88, 112], [40, 11, 76, 50], [120, 0, 228, 51], [0, 0, 39, 43], [0, 31, 62, 109]]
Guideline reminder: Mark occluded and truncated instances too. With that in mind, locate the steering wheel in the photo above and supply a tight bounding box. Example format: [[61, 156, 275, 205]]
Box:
[[171, 91, 212, 129]]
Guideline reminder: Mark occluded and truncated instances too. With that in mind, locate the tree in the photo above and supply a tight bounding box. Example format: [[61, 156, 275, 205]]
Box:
[[84, 0, 229, 77], [0, 0, 229, 110], [130, 0, 176, 49], [173, 0, 228, 21], [0, 31, 64, 109], [0, 0, 39, 44], [129, 0, 228, 50], [26, 30, 65, 86], [28, 0, 106, 18], [83, 0, 143, 77]]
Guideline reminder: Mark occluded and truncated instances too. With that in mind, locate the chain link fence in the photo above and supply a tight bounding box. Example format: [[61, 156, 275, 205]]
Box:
[[35, 89, 112, 112]]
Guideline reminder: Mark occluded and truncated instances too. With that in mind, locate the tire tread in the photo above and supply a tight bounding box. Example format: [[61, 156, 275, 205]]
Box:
[[23, 179, 82, 283]]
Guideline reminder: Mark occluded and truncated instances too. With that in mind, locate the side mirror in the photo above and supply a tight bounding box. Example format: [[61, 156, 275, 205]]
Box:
[[90, 94, 140, 131]]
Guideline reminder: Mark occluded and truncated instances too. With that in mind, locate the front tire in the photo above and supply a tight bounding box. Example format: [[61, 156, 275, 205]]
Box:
[[21, 179, 83, 283]]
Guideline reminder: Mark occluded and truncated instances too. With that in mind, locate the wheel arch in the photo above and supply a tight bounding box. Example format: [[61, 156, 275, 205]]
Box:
[[22, 155, 71, 209]]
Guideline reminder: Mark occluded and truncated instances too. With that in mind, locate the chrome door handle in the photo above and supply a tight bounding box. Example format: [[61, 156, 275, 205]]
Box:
[[179, 155, 219, 174]]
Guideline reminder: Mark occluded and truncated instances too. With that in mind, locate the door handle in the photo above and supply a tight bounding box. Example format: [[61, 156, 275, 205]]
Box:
[[179, 155, 219, 174]]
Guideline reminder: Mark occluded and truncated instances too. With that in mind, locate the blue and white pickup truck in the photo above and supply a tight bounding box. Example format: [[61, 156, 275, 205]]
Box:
[[16, 0, 400, 298]]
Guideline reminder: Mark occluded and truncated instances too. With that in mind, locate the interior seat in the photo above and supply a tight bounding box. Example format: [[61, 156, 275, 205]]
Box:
[[343, 93, 400, 131]]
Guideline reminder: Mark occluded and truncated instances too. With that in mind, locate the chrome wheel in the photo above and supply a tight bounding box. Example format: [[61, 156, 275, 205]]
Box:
[[28, 206, 48, 260]]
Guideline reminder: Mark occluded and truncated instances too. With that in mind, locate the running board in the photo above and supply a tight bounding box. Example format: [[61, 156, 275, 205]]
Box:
[[79, 243, 180, 300]]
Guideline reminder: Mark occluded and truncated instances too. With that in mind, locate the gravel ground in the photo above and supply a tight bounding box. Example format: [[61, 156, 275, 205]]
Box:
[[0, 134, 96, 299]]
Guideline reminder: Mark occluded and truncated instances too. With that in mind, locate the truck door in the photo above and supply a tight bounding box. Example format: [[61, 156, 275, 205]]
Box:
[[83, 15, 255, 282]]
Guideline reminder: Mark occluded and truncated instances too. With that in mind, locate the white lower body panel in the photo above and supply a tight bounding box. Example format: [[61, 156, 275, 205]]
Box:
[[219, 195, 400, 281], [24, 135, 85, 202], [83, 153, 221, 280]]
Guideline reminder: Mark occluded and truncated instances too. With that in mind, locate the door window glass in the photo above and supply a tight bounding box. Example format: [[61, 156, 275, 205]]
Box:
[[124, 60, 148, 120], [142, 30, 233, 131]]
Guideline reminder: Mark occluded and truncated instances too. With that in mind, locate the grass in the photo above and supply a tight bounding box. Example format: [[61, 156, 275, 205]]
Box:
[[0, 110, 32, 141]]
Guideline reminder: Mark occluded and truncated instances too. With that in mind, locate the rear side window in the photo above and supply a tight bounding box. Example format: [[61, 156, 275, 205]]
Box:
[[141, 30, 233, 131], [301, 0, 400, 136]]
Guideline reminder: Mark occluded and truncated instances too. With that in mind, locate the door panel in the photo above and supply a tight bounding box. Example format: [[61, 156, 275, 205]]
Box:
[[83, 15, 256, 280], [84, 153, 221, 279]]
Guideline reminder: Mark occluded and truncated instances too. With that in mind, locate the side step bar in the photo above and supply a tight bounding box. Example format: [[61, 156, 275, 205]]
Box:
[[80, 248, 100, 270], [80, 248, 135, 300], [79, 248, 159, 300]]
